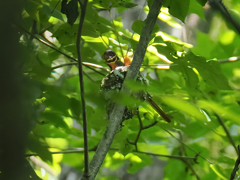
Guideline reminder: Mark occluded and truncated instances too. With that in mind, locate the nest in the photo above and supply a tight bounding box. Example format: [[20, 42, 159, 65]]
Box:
[[100, 66, 148, 121]]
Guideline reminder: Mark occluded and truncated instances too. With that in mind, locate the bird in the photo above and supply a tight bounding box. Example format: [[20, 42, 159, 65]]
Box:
[[101, 49, 171, 123]]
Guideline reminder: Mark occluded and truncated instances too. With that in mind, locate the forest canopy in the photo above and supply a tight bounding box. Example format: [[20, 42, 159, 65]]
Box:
[[1, 0, 240, 180]]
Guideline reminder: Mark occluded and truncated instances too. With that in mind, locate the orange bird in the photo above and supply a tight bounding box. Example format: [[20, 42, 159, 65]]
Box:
[[102, 50, 171, 123]]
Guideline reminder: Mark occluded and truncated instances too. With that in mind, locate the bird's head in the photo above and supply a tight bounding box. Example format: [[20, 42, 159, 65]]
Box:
[[102, 50, 118, 63]]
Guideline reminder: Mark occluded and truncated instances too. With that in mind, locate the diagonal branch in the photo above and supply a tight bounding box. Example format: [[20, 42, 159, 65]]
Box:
[[86, 1, 164, 179], [76, 0, 89, 178], [215, 113, 238, 155], [17, 25, 107, 76], [230, 145, 240, 180], [164, 129, 212, 164], [218, 0, 240, 34]]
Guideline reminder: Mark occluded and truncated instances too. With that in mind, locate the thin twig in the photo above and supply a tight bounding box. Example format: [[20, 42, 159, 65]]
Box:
[[142, 121, 158, 130], [76, 0, 89, 178], [218, 56, 240, 63], [181, 158, 200, 180], [177, 131, 200, 180], [51, 0, 61, 13], [131, 111, 144, 151], [134, 150, 198, 160], [215, 113, 238, 155], [164, 129, 212, 164], [17, 25, 107, 76], [17, 25, 77, 62], [128, 117, 159, 149], [52, 62, 109, 74], [52, 62, 78, 69], [230, 145, 240, 180]]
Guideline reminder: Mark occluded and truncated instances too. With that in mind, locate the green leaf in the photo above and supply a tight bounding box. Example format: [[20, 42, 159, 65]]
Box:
[[163, 0, 190, 22], [61, 0, 79, 26], [165, 159, 187, 179], [28, 135, 52, 163], [44, 85, 71, 116], [188, 0, 205, 20], [70, 97, 81, 118], [113, 2, 138, 8], [126, 153, 153, 174], [161, 96, 208, 122], [33, 124, 68, 138], [192, 32, 217, 59], [131, 20, 159, 36], [31, 59, 52, 81], [85, 4, 99, 22], [198, 100, 240, 125], [42, 4, 64, 21], [121, 34, 138, 50], [153, 43, 176, 61], [93, 0, 111, 10], [196, 0, 207, 6], [118, 141, 134, 156], [170, 57, 199, 89], [25, 0, 42, 21], [210, 164, 229, 180], [187, 51, 231, 90], [41, 111, 69, 130], [131, 20, 144, 35]]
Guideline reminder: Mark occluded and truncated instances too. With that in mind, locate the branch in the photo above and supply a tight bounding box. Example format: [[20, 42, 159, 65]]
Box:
[[230, 145, 240, 180], [76, 0, 89, 178], [218, 56, 240, 63], [209, 0, 240, 34], [17, 25, 107, 76], [133, 150, 198, 160], [218, 0, 240, 34], [180, 158, 200, 180], [127, 111, 144, 151], [125, 1, 163, 80], [142, 120, 158, 130], [215, 113, 238, 155], [128, 116, 160, 150], [164, 129, 212, 164], [26, 148, 198, 161], [87, 1, 164, 179], [177, 131, 200, 180], [52, 62, 109, 75]]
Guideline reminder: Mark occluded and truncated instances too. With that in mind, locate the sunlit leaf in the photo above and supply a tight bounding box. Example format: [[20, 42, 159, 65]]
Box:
[[198, 100, 240, 124], [210, 164, 229, 180], [161, 96, 208, 122]]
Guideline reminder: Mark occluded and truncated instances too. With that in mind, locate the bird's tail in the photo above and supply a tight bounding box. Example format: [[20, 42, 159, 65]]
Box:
[[145, 94, 171, 123]]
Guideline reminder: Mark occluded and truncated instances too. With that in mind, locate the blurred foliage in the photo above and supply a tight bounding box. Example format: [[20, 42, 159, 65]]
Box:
[[19, 0, 240, 179]]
